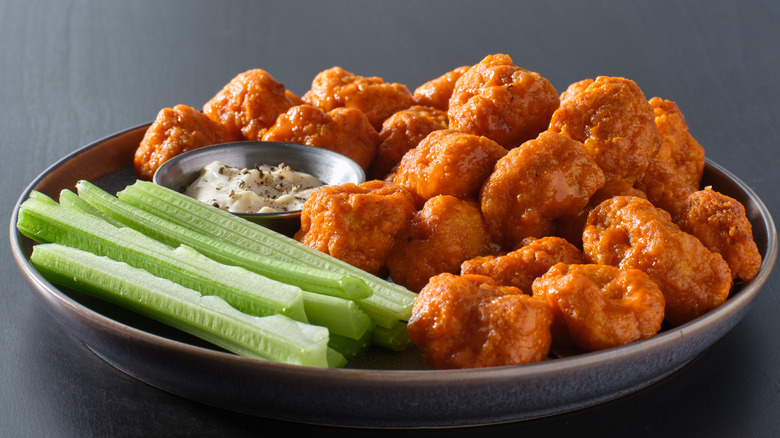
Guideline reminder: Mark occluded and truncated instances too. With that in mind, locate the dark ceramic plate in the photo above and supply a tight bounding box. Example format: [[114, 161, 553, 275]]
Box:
[[10, 123, 778, 428]]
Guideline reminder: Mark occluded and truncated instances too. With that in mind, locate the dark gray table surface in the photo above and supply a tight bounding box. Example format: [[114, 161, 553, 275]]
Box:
[[3, 0, 779, 436]]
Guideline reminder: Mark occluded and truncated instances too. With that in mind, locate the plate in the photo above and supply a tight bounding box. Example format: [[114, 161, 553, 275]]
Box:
[[10, 123, 778, 428]]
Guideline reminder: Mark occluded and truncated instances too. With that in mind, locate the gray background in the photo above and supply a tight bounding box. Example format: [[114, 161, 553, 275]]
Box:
[[2, 0, 778, 436]]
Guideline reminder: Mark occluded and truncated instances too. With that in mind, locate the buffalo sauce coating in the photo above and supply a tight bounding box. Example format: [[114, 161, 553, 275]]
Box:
[[461, 236, 586, 294], [678, 187, 762, 282], [532, 263, 665, 355], [368, 105, 449, 180], [302, 66, 413, 130], [392, 129, 508, 209], [262, 104, 379, 172], [412, 65, 470, 111], [203, 69, 303, 141], [549, 76, 660, 186], [448, 54, 559, 148], [583, 195, 732, 326], [407, 273, 553, 369], [134, 104, 238, 181], [294, 180, 416, 277], [386, 195, 499, 293], [480, 131, 605, 250]]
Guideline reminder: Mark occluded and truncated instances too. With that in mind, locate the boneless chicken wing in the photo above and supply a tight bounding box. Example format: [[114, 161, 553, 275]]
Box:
[[407, 273, 553, 369], [582, 196, 732, 326], [549, 76, 660, 186], [368, 105, 449, 180], [412, 65, 470, 111], [134, 104, 238, 180], [262, 104, 379, 171], [386, 195, 499, 292], [461, 236, 585, 294], [303, 66, 413, 130], [294, 180, 416, 277], [480, 131, 605, 249], [203, 69, 303, 141], [392, 129, 508, 208], [448, 54, 559, 148], [678, 187, 762, 282], [532, 263, 665, 355], [635, 97, 706, 219]]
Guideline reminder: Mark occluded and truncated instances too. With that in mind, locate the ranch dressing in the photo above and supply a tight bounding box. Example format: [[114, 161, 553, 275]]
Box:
[[185, 161, 324, 213]]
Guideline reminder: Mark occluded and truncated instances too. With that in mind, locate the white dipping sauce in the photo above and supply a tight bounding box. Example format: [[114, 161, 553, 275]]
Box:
[[185, 161, 324, 213]]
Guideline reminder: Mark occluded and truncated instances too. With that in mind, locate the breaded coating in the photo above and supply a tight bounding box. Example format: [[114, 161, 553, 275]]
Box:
[[407, 273, 553, 369], [549, 76, 660, 186], [582, 196, 732, 326], [678, 187, 762, 281], [302, 66, 413, 130], [635, 97, 705, 219], [558, 78, 594, 104], [532, 263, 665, 354], [262, 104, 379, 171], [392, 129, 508, 208], [387, 195, 499, 292], [412, 65, 470, 111], [134, 104, 237, 180], [294, 180, 416, 277], [480, 131, 605, 249], [448, 54, 559, 148], [368, 105, 449, 180], [203, 69, 303, 141], [461, 236, 585, 294], [553, 180, 648, 248]]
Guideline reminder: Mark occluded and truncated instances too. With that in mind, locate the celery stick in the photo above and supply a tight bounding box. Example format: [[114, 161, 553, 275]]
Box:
[[328, 331, 373, 362], [302, 291, 373, 340], [59, 188, 124, 228], [116, 180, 417, 325], [327, 348, 348, 369], [371, 320, 413, 352], [17, 192, 307, 321], [30, 244, 330, 367], [76, 180, 371, 301]]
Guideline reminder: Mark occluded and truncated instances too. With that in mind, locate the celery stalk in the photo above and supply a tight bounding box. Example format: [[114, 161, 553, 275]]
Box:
[[116, 180, 417, 325], [17, 191, 307, 321], [328, 331, 373, 362], [302, 291, 373, 340], [372, 320, 413, 352], [30, 244, 330, 367], [75, 180, 371, 301], [59, 188, 125, 227]]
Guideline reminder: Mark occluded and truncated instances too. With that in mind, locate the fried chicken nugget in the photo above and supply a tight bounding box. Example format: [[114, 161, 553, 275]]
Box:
[[386, 195, 499, 292], [262, 104, 379, 171], [678, 187, 762, 282], [412, 65, 470, 111], [552, 180, 648, 248], [558, 78, 593, 104], [134, 104, 238, 180], [302, 66, 413, 130], [635, 97, 705, 219], [203, 69, 303, 141], [582, 196, 732, 326], [461, 236, 585, 294], [392, 129, 508, 208], [448, 54, 559, 148], [294, 180, 416, 277], [407, 273, 553, 369], [549, 76, 660, 186], [368, 105, 449, 180], [480, 131, 605, 249], [532, 263, 665, 354]]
